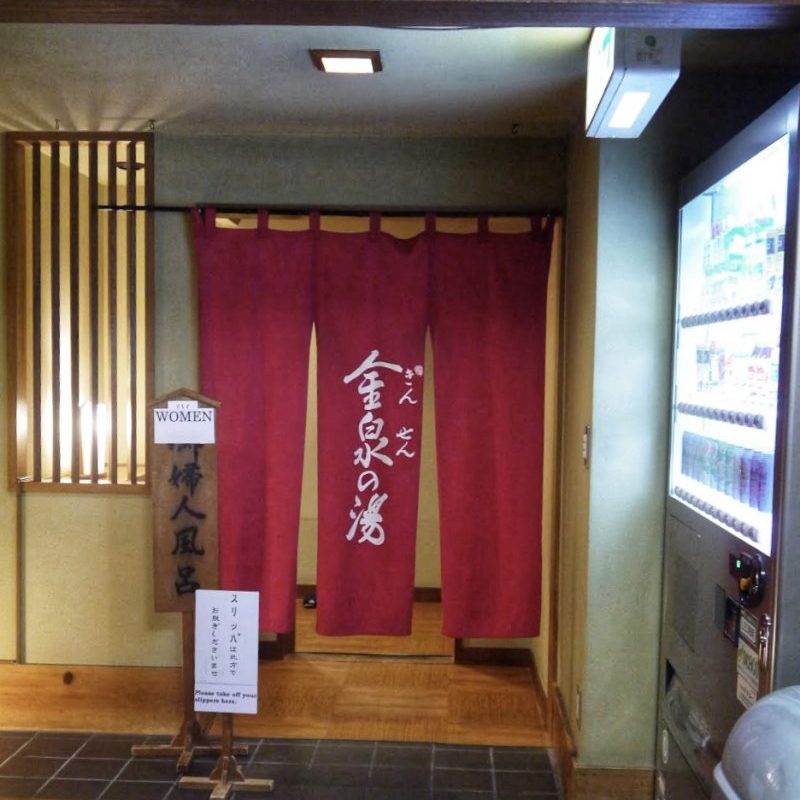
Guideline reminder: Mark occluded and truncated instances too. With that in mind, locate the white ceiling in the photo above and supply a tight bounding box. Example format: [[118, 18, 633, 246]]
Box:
[[1, 24, 799, 138]]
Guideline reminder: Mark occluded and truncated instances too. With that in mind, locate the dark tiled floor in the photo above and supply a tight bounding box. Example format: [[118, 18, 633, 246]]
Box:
[[0, 732, 561, 799]]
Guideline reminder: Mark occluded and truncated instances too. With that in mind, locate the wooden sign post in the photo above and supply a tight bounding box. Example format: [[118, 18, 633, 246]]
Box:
[[132, 388, 247, 770], [179, 713, 271, 799], [181, 589, 273, 798]]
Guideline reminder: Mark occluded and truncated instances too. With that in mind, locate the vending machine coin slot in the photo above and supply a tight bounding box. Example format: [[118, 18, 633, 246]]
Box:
[[723, 594, 741, 644], [729, 551, 767, 607]]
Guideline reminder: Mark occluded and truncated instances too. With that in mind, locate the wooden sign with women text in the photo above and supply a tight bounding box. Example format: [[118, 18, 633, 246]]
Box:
[[150, 389, 220, 613]]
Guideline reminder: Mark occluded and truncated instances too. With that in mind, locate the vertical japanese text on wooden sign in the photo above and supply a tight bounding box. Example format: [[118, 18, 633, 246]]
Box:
[[151, 395, 219, 613]]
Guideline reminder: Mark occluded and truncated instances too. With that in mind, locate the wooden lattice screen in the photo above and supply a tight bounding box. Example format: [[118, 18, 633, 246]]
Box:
[[6, 133, 153, 490]]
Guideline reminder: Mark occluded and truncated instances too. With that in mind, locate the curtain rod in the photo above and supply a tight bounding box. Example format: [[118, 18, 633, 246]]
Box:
[[95, 203, 559, 218]]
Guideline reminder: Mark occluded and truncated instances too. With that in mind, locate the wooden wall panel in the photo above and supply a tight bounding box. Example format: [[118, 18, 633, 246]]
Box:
[[0, 0, 798, 29]]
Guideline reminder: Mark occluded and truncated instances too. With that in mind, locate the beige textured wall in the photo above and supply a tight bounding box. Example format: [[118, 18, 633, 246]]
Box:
[[21, 494, 180, 666]]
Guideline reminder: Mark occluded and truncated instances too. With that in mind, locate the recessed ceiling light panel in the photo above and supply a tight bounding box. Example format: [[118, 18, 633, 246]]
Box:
[[310, 49, 383, 74]]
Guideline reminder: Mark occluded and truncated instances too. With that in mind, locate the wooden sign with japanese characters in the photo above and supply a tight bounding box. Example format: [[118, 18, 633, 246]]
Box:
[[150, 389, 220, 613]]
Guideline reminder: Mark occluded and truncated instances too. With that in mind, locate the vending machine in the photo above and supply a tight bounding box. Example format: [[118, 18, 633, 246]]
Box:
[[656, 86, 800, 799]]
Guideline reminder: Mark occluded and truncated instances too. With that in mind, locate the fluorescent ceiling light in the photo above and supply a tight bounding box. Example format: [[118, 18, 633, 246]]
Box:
[[585, 29, 680, 138], [310, 49, 382, 74]]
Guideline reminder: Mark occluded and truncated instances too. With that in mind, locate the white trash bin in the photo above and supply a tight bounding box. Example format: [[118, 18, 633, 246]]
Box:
[[712, 686, 800, 800]]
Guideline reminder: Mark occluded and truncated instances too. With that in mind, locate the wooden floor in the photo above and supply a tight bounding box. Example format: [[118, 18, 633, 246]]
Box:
[[0, 603, 550, 749], [0, 655, 550, 746], [294, 600, 453, 658], [0, 657, 549, 748], [248, 656, 547, 746]]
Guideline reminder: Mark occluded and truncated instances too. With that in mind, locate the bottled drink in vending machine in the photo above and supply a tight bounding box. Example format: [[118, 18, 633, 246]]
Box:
[[679, 432, 773, 513], [750, 452, 774, 512]]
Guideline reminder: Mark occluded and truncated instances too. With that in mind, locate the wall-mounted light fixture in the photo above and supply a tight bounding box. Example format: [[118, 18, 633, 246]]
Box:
[[585, 28, 680, 138], [309, 49, 383, 74]]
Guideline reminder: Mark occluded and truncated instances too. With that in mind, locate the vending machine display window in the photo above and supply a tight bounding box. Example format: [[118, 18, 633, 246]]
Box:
[[670, 134, 789, 557]]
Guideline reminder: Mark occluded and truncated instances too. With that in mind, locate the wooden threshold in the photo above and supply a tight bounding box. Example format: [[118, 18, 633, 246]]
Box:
[[293, 599, 452, 659], [572, 767, 655, 800], [454, 639, 532, 668], [267, 594, 538, 675], [296, 585, 441, 603]]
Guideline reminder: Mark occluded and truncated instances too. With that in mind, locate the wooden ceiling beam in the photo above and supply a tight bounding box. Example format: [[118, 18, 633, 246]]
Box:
[[2, 0, 800, 29]]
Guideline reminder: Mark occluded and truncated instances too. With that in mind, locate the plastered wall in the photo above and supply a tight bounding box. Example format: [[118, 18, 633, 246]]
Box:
[[1, 132, 565, 667], [559, 126, 674, 768], [580, 130, 673, 768], [20, 493, 181, 666]]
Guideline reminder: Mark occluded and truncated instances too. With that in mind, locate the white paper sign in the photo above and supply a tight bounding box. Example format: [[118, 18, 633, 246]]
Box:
[[739, 609, 758, 646], [736, 639, 759, 709], [154, 400, 216, 444], [194, 589, 259, 714]]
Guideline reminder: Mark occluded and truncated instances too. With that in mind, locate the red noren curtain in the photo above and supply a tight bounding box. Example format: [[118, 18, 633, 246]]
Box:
[[194, 209, 313, 633], [194, 210, 553, 638], [430, 216, 553, 637], [315, 213, 428, 634]]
